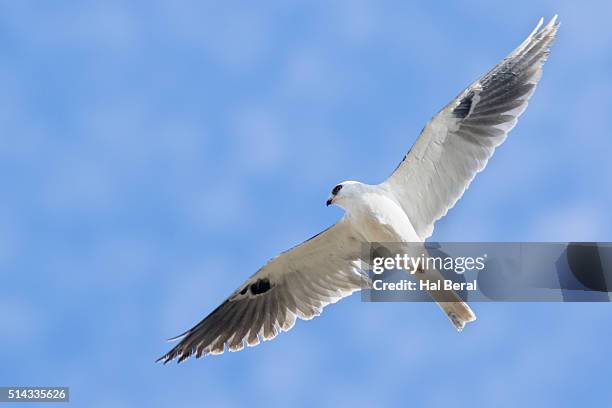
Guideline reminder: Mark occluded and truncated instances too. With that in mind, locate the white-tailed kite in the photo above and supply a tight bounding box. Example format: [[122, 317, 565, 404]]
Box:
[[159, 16, 559, 363]]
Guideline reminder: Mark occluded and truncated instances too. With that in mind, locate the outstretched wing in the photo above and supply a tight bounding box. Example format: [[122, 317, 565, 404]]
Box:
[[158, 217, 366, 363], [384, 16, 559, 240]]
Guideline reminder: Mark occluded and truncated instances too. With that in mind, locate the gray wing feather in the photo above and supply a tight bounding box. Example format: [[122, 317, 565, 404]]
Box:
[[384, 16, 559, 240], [157, 218, 366, 363]]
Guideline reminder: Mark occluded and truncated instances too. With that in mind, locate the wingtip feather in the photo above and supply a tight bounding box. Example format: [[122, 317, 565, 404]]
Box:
[[548, 14, 558, 27]]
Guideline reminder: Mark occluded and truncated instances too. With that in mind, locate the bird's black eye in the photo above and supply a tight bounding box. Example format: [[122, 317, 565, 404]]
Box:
[[332, 184, 343, 195]]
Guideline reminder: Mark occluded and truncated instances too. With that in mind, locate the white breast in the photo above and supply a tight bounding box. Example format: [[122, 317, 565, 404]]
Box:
[[346, 190, 421, 243]]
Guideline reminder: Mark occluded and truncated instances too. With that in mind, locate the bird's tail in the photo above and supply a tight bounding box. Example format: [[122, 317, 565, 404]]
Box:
[[406, 265, 477, 331], [437, 299, 476, 332]]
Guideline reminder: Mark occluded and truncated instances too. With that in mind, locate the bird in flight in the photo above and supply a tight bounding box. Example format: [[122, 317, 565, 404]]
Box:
[[159, 16, 559, 363]]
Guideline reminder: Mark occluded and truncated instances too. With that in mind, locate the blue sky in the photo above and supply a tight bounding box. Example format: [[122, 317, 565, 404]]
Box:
[[2, 1, 612, 407]]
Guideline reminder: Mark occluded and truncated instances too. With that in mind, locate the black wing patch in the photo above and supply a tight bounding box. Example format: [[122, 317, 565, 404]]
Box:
[[452, 91, 474, 119], [250, 278, 272, 295]]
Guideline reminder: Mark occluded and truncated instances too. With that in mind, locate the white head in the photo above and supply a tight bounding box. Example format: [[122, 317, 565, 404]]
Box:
[[326, 180, 364, 210]]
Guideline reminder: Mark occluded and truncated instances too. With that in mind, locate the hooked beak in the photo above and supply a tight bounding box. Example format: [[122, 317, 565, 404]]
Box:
[[326, 197, 333, 206]]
